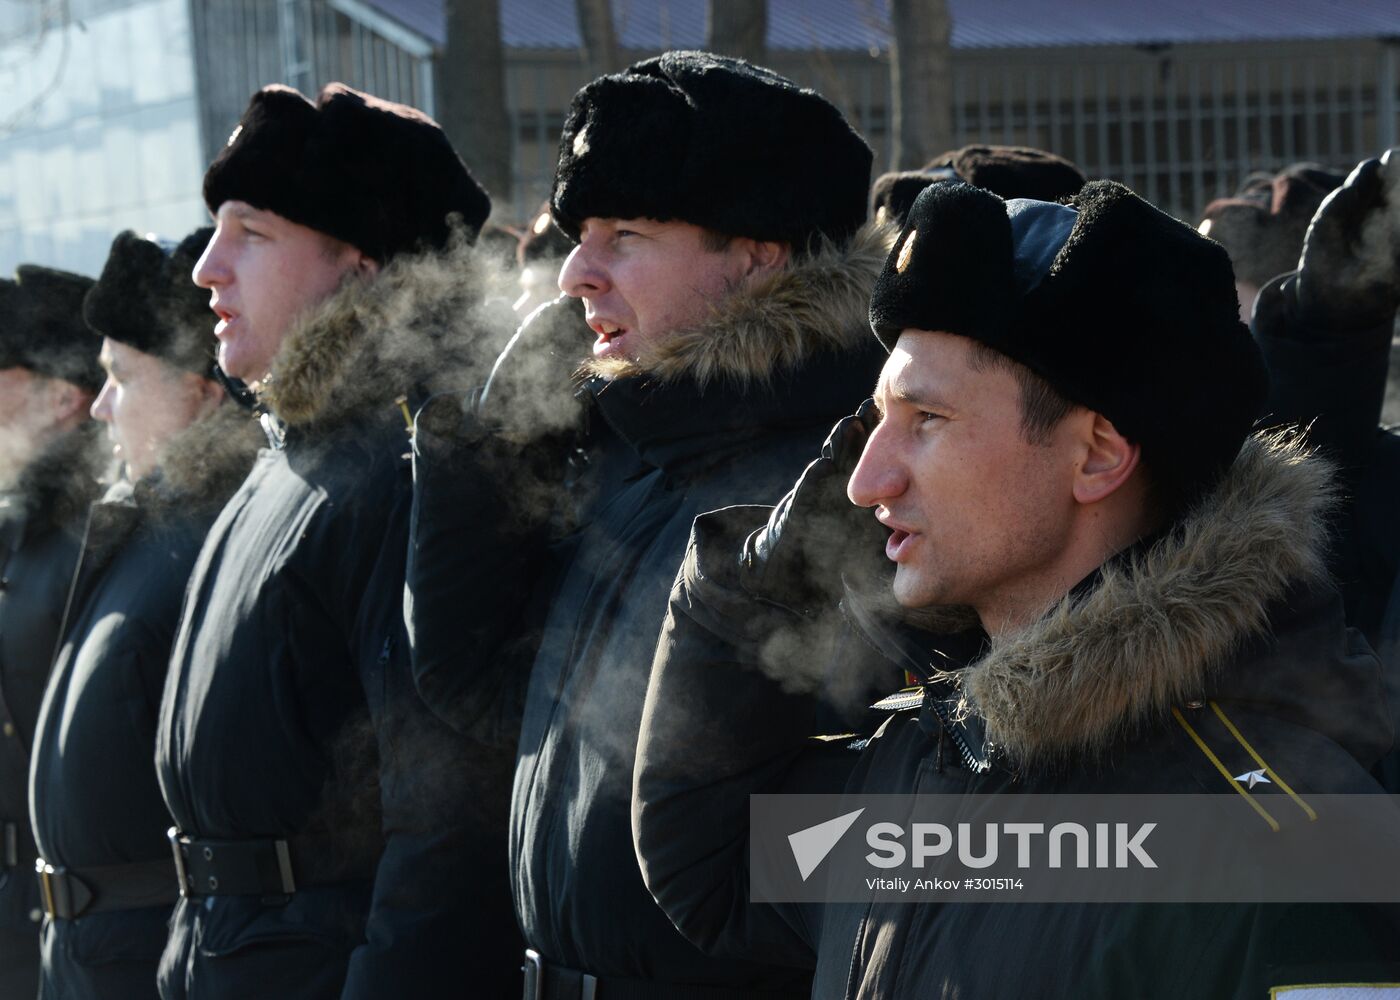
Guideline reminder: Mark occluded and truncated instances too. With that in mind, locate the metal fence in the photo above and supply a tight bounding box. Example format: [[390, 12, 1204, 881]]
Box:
[[190, 0, 432, 165], [185, 4, 1400, 226], [506, 38, 1400, 224]]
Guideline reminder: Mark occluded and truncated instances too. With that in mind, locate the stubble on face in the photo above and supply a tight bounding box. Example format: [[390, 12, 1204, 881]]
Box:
[[562, 218, 754, 379], [853, 331, 1079, 627], [197, 203, 363, 384]]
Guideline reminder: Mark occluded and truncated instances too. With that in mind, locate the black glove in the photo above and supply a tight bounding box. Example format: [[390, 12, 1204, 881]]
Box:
[[1294, 149, 1400, 333], [479, 293, 591, 442], [739, 398, 891, 617]]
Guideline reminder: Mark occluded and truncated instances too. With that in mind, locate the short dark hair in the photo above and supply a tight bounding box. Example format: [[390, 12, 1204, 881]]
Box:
[[965, 340, 1074, 445], [967, 340, 1172, 525]]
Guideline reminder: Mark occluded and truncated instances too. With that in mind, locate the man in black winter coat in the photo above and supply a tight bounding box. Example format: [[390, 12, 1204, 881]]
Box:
[[633, 181, 1400, 998], [28, 227, 264, 1000], [154, 84, 518, 1000], [0, 265, 104, 998], [408, 50, 890, 1000], [1232, 152, 1400, 786]]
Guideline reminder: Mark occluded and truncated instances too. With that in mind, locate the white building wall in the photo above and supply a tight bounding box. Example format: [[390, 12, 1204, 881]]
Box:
[[0, 0, 206, 276]]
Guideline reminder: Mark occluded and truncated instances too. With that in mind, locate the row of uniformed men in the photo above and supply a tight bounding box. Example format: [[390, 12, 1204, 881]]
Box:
[[2, 49, 1400, 1000]]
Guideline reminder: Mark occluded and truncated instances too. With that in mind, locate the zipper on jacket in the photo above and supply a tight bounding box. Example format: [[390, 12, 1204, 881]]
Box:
[[920, 691, 988, 773]]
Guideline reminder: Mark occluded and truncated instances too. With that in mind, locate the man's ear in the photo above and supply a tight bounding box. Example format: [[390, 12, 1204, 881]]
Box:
[[1073, 413, 1141, 506], [352, 251, 380, 281], [193, 374, 229, 419], [48, 379, 93, 428], [740, 238, 790, 279]]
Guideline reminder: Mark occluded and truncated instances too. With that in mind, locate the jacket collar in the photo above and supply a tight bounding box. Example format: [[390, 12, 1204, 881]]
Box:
[[1, 422, 106, 538], [257, 237, 498, 432], [132, 402, 264, 517], [585, 342, 886, 474]]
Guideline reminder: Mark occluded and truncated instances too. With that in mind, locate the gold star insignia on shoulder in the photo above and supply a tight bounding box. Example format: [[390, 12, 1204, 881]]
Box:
[[1234, 769, 1271, 789]]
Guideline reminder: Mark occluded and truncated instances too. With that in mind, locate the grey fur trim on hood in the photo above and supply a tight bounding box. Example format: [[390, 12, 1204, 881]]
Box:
[[7, 422, 108, 534], [259, 233, 507, 428], [948, 430, 1336, 765], [582, 221, 896, 388], [143, 401, 264, 514]]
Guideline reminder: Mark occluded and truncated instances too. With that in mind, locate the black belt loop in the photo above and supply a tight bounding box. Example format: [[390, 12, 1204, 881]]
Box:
[[2, 821, 17, 868]]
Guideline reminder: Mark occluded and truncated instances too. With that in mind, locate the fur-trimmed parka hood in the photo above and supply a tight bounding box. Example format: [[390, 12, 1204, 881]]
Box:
[[258, 235, 513, 429], [583, 221, 895, 389], [925, 431, 1386, 767], [3, 421, 107, 535], [134, 401, 264, 516]]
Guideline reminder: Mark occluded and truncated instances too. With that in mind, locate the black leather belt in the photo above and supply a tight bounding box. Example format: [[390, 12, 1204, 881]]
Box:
[[520, 949, 806, 1000], [168, 828, 299, 898], [35, 858, 179, 920]]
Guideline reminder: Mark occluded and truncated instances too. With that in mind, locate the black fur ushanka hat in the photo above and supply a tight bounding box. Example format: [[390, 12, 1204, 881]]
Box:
[[0, 265, 101, 391], [204, 83, 491, 262], [870, 180, 1268, 508], [551, 50, 873, 249], [83, 227, 216, 375]]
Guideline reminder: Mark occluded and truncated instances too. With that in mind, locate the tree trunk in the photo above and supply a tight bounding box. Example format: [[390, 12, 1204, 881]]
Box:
[[439, 0, 513, 208], [889, 0, 954, 169], [576, 0, 621, 78], [706, 0, 766, 65]]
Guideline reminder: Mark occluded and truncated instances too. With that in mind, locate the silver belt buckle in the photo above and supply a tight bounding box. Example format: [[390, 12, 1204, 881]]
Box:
[[167, 827, 189, 898], [522, 948, 543, 1000]]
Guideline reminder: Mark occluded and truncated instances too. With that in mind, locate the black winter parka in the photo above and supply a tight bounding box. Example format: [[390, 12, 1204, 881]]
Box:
[[409, 226, 894, 994], [634, 432, 1400, 999], [0, 425, 104, 998], [28, 406, 260, 1000], [155, 253, 519, 1000]]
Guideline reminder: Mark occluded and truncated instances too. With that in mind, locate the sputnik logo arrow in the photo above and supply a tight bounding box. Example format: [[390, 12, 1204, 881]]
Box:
[[788, 808, 866, 881]]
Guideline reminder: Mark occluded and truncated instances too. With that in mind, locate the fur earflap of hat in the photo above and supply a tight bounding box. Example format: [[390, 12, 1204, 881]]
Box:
[[551, 50, 873, 249], [83, 227, 217, 375], [870, 180, 1268, 510], [927, 144, 1087, 204], [203, 83, 491, 262], [1198, 162, 1347, 287], [0, 265, 101, 391]]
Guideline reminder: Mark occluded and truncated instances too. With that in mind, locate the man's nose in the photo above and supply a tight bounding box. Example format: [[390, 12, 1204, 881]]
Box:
[[90, 379, 114, 422], [847, 419, 905, 508], [192, 230, 230, 290], [558, 243, 608, 299]]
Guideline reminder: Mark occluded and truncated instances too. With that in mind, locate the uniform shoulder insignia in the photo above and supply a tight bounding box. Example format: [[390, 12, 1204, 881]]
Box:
[[870, 687, 924, 713]]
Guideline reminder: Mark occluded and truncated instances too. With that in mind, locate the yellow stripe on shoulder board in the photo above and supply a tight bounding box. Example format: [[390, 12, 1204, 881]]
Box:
[[1270, 984, 1400, 998], [1172, 707, 1280, 833], [1210, 701, 1317, 821]]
